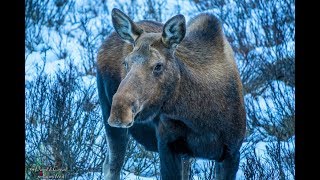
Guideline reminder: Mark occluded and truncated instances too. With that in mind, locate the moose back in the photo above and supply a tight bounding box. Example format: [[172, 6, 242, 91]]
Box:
[[96, 8, 246, 180]]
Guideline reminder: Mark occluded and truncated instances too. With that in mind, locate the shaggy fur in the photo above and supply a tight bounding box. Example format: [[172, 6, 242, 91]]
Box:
[[96, 8, 246, 180]]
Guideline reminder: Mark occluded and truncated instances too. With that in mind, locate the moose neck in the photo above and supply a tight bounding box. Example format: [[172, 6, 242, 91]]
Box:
[[163, 57, 218, 126], [161, 44, 236, 131]]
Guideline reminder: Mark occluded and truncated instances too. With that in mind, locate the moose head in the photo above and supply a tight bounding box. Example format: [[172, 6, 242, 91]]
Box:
[[108, 8, 186, 128]]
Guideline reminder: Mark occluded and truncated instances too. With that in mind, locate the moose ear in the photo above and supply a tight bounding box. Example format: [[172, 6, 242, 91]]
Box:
[[111, 8, 143, 44], [162, 14, 186, 48]]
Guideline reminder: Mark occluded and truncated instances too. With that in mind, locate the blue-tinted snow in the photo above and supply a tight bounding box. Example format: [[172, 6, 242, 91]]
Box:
[[244, 80, 294, 128]]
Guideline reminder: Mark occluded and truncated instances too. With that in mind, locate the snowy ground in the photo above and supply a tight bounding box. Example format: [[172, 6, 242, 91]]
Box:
[[70, 136, 294, 180]]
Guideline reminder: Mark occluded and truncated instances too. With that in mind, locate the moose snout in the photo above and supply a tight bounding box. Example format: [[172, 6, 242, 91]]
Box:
[[108, 94, 136, 128], [108, 108, 134, 128], [108, 116, 134, 128]]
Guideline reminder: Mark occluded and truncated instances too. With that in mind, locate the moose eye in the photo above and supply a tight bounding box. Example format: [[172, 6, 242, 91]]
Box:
[[153, 63, 163, 75]]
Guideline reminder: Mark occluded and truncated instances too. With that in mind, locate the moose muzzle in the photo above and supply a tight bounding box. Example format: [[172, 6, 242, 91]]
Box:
[[108, 93, 136, 128]]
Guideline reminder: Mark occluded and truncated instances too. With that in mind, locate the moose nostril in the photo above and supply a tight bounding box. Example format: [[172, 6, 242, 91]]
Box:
[[115, 120, 122, 125]]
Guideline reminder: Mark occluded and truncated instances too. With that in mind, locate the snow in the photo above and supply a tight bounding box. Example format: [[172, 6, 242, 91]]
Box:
[[82, 75, 96, 88], [79, 134, 293, 180], [44, 59, 66, 74], [122, 171, 156, 180], [116, 136, 294, 180], [243, 79, 294, 131], [25, 51, 42, 81]]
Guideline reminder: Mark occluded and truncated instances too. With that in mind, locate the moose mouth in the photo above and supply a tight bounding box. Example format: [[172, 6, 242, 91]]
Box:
[[107, 104, 142, 128], [108, 119, 134, 128], [108, 96, 163, 128], [108, 107, 159, 128], [107, 104, 134, 128]]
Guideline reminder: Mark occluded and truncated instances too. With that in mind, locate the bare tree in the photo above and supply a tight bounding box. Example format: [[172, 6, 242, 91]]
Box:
[[25, 61, 108, 179]]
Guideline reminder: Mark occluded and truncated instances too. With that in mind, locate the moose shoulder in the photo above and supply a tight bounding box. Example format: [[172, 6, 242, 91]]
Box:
[[96, 8, 246, 180]]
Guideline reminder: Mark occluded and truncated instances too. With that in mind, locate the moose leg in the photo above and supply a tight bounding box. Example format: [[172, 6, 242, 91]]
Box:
[[214, 150, 240, 180], [158, 140, 182, 180], [101, 103, 129, 180], [101, 102, 128, 180], [181, 155, 192, 180], [97, 75, 129, 180], [103, 126, 129, 180]]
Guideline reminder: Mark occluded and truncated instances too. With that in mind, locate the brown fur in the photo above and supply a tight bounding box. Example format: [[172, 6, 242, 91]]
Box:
[[97, 9, 246, 180]]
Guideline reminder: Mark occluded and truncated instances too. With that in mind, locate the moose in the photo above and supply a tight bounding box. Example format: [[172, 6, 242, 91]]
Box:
[[96, 8, 246, 180]]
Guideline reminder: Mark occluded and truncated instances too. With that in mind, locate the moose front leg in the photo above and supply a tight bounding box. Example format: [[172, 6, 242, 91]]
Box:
[[156, 118, 192, 180], [99, 104, 129, 180], [97, 73, 129, 180], [181, 155, 192, 180], [103, 126, 129, 180], [214, 150, 240, 180], [158, 140, 182, 180]]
